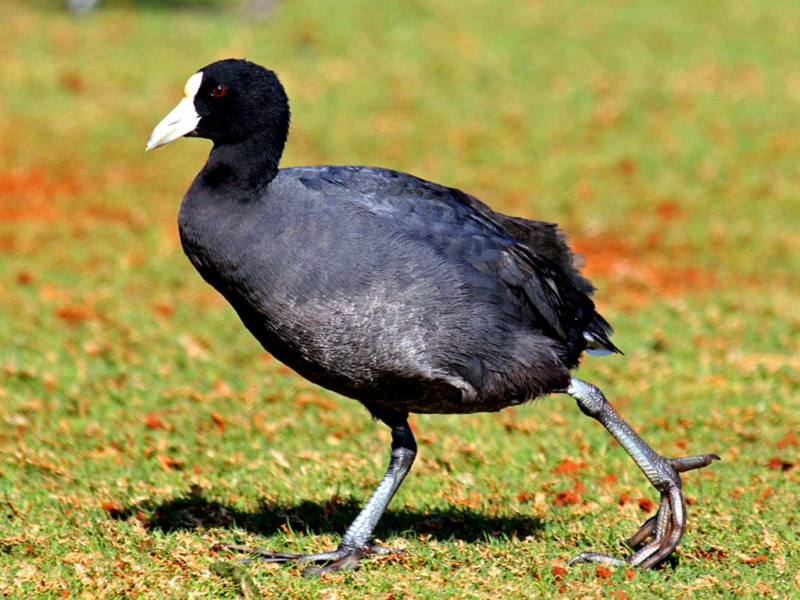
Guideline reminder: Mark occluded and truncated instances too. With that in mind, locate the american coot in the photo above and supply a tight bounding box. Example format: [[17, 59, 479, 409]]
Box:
[[147, 59, 718, 573]]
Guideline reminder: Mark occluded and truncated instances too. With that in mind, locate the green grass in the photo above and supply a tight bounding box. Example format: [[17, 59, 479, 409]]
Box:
[[2, 0, 799, 597]]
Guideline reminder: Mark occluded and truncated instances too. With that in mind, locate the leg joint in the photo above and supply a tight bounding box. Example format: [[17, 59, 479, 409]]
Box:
[[567, 378, 607, 418]]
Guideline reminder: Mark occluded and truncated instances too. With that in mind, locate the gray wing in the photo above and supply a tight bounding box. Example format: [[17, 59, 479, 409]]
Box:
[[290, 165, 618, 357]]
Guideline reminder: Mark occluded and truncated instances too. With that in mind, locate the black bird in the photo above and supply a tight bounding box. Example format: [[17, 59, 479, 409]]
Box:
[[147, 59, 718, 573]]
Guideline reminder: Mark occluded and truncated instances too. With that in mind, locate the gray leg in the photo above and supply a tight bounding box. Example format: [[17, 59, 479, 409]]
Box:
[[217, 419, 417, 575], [566, 378, 719, 569], [339, 420, 417, 550]]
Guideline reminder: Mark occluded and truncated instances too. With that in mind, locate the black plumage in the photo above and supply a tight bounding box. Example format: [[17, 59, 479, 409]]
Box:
[[147, 59, 717, 573]]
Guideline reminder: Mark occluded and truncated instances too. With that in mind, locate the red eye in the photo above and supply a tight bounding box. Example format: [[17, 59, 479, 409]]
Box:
[[212, 85, 226, 98]]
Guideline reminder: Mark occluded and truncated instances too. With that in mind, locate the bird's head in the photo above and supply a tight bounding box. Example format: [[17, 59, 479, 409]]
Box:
[[146, 59, 290, 151]]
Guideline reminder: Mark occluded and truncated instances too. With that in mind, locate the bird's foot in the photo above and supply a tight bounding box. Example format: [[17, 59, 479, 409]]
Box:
[[568, 452, 720, 569], [213, 541, 399, 576]]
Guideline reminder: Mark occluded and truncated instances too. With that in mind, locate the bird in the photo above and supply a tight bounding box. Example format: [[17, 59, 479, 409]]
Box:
[[147, 59, 718, 574]]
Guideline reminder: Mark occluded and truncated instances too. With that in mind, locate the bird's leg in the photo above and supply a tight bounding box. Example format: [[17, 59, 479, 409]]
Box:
[[217, 418, 417, 576], [565, 378, 719, 569]]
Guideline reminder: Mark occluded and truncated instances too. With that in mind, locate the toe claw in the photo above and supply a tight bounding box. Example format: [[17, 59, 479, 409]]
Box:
[[624, 516, 657, 549], [567, 551, 626, 567], [669, 454, 720, 473], [302, 552, 362, 577], [365, 543, 398, 557], [214, 543, 303, 562]]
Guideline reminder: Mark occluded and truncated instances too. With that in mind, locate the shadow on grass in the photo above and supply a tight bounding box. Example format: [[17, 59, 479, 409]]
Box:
[[111, 485, 546, 544]]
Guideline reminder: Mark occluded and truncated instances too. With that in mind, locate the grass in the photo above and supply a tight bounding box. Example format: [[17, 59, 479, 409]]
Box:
[[1, 0, 799, 597]]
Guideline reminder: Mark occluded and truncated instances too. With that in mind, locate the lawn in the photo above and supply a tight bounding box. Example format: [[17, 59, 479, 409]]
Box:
[[1, 0, 799, 598]]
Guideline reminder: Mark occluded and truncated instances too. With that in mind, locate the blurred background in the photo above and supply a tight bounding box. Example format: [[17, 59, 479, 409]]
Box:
[[1, 0, 799, 598]]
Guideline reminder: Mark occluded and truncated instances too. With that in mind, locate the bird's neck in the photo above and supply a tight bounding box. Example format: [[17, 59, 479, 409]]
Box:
[[200, 133, 282, 191]]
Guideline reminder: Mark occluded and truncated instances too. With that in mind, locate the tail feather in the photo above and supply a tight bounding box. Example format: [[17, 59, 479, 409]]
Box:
[[583, 314, 622, 356]]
